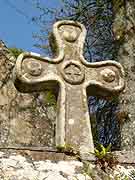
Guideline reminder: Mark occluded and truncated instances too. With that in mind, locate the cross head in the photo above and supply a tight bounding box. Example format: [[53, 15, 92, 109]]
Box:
[[14, 20, 125, 154]]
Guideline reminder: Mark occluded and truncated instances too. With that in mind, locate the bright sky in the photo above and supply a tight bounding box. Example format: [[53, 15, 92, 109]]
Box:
[[0, 0, 61, 53]]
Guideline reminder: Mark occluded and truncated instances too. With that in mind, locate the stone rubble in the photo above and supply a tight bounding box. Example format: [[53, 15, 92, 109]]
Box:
[[0, 151, 135, 180], [0, 152, 91, 180]]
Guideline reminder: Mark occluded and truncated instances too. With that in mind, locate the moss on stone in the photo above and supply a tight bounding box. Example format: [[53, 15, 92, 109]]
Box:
[[44, 91, 57, 107], [8, 47, 23, 59]]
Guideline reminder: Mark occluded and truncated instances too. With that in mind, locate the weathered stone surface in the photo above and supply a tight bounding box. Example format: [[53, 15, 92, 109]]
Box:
[[0, 22, 132, 180], [0, 151, 91, 180], [113, 151, 135, 164], [14, 20, 125, 154], [0, 41, 56, 148], [113, 0, 135, 151], [0, 150, 134, 180]]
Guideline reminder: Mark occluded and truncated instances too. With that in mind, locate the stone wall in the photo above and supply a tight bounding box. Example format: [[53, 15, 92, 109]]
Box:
[[0, 41, 135, 179], [0, 41, 56, 148], [0, 150, 135, 180], [113, 0, 135, 151]]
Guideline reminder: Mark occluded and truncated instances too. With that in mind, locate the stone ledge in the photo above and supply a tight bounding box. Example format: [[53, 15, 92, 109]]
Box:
[[113, 151, 135, 164], [82, 150, 135, 165], [0, 147, 134, 165]]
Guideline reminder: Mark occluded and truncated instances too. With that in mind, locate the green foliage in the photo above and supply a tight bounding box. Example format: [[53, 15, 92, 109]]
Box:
[[56, 144, 65, 151], [56, 143, 73, 152], [44, 91, 57, 107], [116, 175, 129, 180], [92, 144, 111, 159], [83, 161, 117, 180], [83, 162, 96, 179], [91, 144, 118, 171], [56, 144, 79, 156], [112, 0, 126, 42], [114, 174, 129, 180], [8, 47, 23, 59], [113, 0, 125, 12]]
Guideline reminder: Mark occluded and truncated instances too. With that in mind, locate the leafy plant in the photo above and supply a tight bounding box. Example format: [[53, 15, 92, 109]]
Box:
[[91, 144, 118, 171], [93, 144, 111, 159]]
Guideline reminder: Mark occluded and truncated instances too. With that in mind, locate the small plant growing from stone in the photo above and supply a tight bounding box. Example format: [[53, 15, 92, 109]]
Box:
[[91, 144, 118, 171], [8, 47, 23, 59], [44, 90, 57, 107], [56, 144, 79, 156], [93, 144, 111, 159]]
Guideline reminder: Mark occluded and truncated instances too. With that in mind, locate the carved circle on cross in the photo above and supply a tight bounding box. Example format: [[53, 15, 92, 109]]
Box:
[[61, 60, 85, 84], [63, 30, 78, 42], [59, 24, 81, 42], [100, 68, 116, 82], [25, 59, 42, 76]]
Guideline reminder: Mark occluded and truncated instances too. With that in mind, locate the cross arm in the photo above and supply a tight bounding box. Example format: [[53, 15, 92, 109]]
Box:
[[83, 60, 125, 97], [13, 52, 61, 93]]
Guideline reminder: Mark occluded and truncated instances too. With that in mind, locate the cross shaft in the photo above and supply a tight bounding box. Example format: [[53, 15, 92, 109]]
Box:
[[14, 20, 125, 154]]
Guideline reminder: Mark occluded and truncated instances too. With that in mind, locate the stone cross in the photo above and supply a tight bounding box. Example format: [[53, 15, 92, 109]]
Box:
[[14, 20, 125, 154]]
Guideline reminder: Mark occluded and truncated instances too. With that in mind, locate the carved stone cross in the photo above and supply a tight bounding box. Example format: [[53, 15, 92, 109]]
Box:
[[14, 20, 124, 154]]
